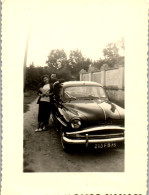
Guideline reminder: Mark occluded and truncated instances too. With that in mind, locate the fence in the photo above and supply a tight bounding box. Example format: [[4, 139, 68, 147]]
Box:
[[80, 64, 124, 107]]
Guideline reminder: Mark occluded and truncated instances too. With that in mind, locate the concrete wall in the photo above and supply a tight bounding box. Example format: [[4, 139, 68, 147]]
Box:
[[105, 88, 124, 108]]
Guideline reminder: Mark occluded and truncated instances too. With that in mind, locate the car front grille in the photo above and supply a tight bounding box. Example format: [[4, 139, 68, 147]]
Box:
[[66, 126, 124, 140], [70, 133, 124, 139]]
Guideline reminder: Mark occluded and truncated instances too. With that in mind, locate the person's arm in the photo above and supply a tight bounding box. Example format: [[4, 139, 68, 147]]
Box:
[[38, 87, 46, 97], [53, 81, 59, 87], [39, 87, 51, 96], [53, 78, 64, 87]]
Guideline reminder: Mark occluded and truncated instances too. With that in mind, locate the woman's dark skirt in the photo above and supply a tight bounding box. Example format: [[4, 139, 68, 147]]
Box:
[[38, 101, 51, 125]]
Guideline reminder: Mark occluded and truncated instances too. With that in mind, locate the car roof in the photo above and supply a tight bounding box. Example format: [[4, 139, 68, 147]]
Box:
[[61, 81, 102, 88]]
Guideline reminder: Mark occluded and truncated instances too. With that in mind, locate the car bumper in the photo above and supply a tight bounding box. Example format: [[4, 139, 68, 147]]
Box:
[[62, 125, 124, 147]]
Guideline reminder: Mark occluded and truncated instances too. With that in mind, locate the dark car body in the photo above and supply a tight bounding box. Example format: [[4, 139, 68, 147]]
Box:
[[51, 81, 124, 151]]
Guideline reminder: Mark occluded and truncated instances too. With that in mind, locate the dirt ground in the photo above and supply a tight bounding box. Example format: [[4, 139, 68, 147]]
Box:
[[24, 90, 37, 113], [23, 98, 124, 172]]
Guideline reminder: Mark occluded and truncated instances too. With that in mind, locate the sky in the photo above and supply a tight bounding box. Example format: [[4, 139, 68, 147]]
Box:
[[2, 0, 127, 67]]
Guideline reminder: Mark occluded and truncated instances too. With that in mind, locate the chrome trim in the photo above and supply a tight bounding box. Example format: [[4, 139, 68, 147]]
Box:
[[70, 117, 81, 122], [66, 125, 124, 135], [68, 133, 124, 138], [62, 136, 124, 144]]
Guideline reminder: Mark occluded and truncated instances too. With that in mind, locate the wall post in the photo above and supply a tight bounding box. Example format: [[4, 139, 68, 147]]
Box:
[[100, 70, 106, 86], [80, 73, 83, 81]]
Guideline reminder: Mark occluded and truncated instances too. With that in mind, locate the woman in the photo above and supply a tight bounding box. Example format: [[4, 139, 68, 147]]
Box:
[[35, 75, 53, 132]]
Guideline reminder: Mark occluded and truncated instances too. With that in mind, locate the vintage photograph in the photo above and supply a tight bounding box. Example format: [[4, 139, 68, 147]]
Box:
[[2, 0, 148, 194], [23, 1, 125, 172]]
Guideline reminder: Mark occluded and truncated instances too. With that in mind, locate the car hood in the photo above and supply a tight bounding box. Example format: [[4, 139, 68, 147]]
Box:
[[62, 99, 124, 122]]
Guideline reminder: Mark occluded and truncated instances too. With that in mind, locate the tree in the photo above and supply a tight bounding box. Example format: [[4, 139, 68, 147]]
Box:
[[93, 59, 105, 70], [103, 38, 124, 58], [56, 65, 72, 81], [46, 49, 67, 73], [92, 38, 124, 70], [68, 49, 91, 79], [25, 63, 39, 90], [102, 38, 124, 67], [103, 43, 119, 59], [24, 63, 51, 91]]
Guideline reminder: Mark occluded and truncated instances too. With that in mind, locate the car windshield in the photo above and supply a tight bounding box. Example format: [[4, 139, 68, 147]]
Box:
[[64, 86, 107, 100]]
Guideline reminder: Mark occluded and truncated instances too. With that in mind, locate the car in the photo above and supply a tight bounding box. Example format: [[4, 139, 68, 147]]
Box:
[[51, 81, 124, 152]]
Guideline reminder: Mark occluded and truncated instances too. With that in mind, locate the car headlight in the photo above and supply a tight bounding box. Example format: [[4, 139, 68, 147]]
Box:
[[71, 119, 81, 129]]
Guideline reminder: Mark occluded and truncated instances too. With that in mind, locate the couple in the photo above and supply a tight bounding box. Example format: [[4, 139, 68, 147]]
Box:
[[35, 73, 60, 132]]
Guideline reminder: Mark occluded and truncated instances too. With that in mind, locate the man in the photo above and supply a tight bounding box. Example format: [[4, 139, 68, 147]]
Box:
[[49, 73, 64, 119], [50, 73, 64, 96]]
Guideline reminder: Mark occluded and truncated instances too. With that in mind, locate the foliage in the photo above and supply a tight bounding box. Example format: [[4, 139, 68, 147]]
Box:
[[24, 64, 49, 91], [45, 49, 91, 80], [25, 39, 124, 91], [93, 38, 124, 69], [68, 50, 91, 79], [46, 49, 67, 73], [93, 59, 105, 70]]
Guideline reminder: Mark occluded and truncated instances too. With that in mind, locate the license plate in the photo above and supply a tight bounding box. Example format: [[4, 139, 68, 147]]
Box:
[[94, 142, 117, 149]]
